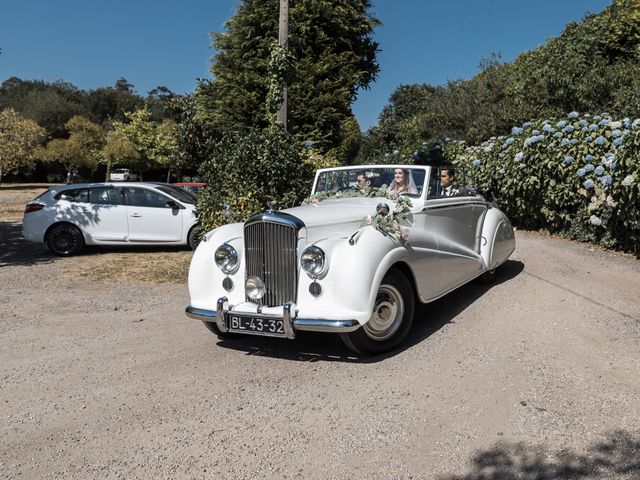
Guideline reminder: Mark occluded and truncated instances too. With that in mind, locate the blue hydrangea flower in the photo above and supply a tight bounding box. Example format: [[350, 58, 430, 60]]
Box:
[[531, 130, 540, 136], [633, 119, 640, 129], [594, 115, 602, 121], [303, 140, 313, 148], [393, 149, 399, 155], [590, 215, 602, 226], [522, 122, 532, 128], [570, 139, 578, 145], [568, 111, 579, 119], [543, 124, 553, 133], [515, 152, 524, 162], [505, 137, 514, 145], [595, 136, 606, 145], [595, 165, 605, 176], [564, 125, 575, 133], [560, 139, 570, 146], [584, 136, 593, 142], [472, 159, 481, 167], [556, 120, 567, 128], [611, 121, 622, 129], [581, 127, 589, 132], [589, 124, 598, 131], [585, 154, 595, 162], [578, 119, 587, 126], [609, 162, 617, 171], [583, 179, 595, 189], [585, 164, 595, 172], [554, 131, 563, 138], [577, 168, 586, 177], [613, 137, 623, 147], [563, 156, 574, 165], [612, 129, 622, 138], [600, 175, 613, 186], [599, 118, 611, 126]]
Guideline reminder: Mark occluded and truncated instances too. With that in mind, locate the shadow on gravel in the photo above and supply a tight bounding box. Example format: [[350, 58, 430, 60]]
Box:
[[215, 259, 525, 363], [441, 430, 639, 480], [0, 221, 56, 267]]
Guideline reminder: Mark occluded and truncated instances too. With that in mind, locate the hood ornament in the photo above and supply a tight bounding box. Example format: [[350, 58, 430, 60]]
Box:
[[266, 200, 278, 213], [222, 204, 232, 222]]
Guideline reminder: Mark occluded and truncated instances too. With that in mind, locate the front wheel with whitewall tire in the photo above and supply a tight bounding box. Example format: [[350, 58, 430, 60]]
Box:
[[340, 269, 415, 356], [46, 224, 85, 257]]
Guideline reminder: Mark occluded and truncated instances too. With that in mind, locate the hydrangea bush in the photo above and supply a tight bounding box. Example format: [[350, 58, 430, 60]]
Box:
[[442, 112, 640, 251]]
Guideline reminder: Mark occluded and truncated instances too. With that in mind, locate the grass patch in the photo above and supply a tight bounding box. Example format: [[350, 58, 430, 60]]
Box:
[[65, 249, 192, 284], [0, 183, 58, 221]]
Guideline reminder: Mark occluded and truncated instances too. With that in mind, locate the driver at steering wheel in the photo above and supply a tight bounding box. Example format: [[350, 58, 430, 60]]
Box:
[[356, 171, 372, 190]]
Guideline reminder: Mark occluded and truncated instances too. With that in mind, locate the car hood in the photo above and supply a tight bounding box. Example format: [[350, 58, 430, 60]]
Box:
[[283, 197, 399, 241]]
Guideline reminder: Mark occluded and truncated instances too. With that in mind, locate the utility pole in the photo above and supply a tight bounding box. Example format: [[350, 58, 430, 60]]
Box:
[[277, 0, 289, 129]]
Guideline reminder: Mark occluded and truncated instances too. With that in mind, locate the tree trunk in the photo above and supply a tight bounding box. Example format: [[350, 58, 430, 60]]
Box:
[[0, 155, 3, 190], [166, 168, 171, 183], [277, 0, 289, 129]]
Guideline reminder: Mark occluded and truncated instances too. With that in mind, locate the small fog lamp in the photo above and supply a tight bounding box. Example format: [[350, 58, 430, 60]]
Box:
[[245, 276, 266, 300]]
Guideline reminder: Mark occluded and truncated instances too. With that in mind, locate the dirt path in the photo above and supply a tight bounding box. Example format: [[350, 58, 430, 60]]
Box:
[[1, 228, 639, 479]]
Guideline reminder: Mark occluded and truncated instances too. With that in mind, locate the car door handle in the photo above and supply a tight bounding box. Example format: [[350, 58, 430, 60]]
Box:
[[129, 213, 142, 218]]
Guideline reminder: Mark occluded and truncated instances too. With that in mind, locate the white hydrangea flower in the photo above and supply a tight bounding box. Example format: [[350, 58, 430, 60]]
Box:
[[622, 175, 634, 186], [589, 215, 603, 226]]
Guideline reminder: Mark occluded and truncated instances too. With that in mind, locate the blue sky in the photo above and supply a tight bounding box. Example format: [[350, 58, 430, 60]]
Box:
[[1, 0, 610, 130]]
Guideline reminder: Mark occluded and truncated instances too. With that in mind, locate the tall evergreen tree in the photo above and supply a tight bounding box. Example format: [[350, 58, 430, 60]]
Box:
[[196, 0, 379, 163]]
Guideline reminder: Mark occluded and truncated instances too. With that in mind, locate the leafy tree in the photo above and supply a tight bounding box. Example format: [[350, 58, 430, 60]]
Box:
[[360, 0, 640, 162], [37, 116, 106, 173], [87, 78, 144, 126], [100, 131, 141, 181], [0, 108, 47, 185], [197, 0, 379, 163], [111, 107, 178, 179], [172, 95, 217, 177]]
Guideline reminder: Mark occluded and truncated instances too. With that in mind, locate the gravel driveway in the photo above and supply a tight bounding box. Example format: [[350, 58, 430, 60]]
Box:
[[1, 221, 639, 479]]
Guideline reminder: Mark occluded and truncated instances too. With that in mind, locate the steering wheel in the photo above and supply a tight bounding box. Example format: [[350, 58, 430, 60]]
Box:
[[337, 185, 357, 193]]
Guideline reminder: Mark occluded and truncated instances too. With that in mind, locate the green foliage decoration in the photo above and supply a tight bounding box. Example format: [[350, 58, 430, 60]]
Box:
[[302, 187, 414, 242]]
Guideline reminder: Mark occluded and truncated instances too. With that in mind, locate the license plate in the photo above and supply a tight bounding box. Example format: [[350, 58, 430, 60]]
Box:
[[226, 313, 286, 338]]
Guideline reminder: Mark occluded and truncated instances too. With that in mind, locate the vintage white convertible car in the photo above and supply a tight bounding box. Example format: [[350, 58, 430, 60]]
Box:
[[186, 165, 515, 355]]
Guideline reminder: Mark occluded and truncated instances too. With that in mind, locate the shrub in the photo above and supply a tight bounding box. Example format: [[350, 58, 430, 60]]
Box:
[[197, 127, 314, 231], [445, 112, 640, 251]]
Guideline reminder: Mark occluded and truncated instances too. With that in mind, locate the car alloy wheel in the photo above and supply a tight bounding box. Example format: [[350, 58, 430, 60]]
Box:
[[47, 224, 84, 257]]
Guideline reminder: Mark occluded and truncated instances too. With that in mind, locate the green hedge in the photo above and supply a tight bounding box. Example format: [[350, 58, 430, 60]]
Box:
[[444, 112, 640, 251]]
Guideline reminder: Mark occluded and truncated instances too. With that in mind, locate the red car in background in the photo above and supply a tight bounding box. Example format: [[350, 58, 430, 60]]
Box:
[[174, 182, 206, 197]]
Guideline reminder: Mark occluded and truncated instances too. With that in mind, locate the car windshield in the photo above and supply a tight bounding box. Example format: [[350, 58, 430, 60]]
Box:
[[313, 167, 427, 198], [156, 185, 196, 204]]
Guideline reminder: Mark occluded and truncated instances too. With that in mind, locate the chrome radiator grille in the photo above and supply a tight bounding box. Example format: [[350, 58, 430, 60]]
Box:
[[244, 220, 298, 306]]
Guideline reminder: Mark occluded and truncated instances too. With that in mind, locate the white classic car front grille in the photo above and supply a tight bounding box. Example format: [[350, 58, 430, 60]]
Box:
[[244, 219, 299, 307]]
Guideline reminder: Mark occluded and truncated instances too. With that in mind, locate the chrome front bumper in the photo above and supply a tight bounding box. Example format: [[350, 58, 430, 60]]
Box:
[[185, 298, 360, 339]]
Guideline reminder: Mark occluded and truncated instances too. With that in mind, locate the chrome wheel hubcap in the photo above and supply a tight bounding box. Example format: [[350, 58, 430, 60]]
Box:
[[363, 285, 404, 341]]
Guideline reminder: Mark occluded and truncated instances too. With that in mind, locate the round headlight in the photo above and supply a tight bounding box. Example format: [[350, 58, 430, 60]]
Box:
[[301, 246, 326, 277], [245, 276, 266, 300], [214, 244, 238, 274]]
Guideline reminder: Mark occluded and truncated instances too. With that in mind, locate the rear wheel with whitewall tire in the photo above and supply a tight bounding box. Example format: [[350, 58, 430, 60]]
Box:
[[46, 224, 85, 257], [340, 269, 415, 356]]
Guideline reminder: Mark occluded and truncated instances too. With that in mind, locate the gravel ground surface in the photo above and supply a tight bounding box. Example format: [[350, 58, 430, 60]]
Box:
[[1, 221, 639, 479]]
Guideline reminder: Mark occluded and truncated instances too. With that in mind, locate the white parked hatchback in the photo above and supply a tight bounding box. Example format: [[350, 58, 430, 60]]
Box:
[[22, 182, 199, 256]]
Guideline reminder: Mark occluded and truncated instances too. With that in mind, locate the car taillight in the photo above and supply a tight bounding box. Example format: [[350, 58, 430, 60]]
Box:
[[24, 203, 45, 214]]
